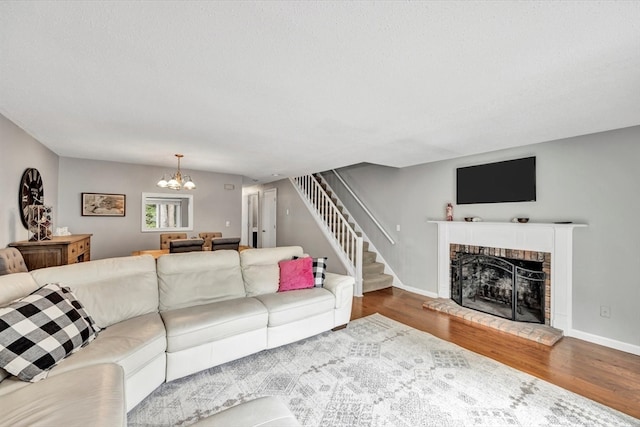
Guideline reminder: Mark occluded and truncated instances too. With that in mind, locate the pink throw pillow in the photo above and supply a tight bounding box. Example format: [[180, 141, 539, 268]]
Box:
[[278, 257, 314, 292]]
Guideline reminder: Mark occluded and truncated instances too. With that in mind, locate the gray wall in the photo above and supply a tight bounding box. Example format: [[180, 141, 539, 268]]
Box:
[[0, 114, 59, 247], [323, 126, 640, 350], [57, 157, 243, 260]]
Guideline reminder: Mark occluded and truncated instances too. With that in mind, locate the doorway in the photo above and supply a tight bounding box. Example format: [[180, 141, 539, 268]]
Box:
[[247, 193, 259, 248], [261, 188, 277, 248]]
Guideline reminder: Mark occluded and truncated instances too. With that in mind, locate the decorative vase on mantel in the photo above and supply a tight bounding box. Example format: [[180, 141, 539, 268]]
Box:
[[27, 204, 52, 241]]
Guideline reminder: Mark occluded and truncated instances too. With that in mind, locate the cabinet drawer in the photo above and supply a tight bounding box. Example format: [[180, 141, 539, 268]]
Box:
[[68, 242, 80, 262]]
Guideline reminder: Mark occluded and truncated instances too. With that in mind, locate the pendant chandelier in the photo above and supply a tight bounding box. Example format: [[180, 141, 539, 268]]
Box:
[[156, 154, 196, 190]]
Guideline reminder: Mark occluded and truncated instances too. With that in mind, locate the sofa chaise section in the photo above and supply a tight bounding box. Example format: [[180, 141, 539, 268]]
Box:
[[29, 255, 166, 410], [0, 363, 126, 427]]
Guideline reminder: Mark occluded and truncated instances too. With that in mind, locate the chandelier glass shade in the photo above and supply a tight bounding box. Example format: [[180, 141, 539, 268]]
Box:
[[157, 154, 196, 190]]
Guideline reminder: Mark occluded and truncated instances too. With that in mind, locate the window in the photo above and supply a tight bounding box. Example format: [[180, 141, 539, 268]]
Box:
[[141, 193, 193, 232]]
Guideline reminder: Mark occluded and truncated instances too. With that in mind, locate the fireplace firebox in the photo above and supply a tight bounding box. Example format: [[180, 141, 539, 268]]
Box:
[[451, 250, 547, 324]]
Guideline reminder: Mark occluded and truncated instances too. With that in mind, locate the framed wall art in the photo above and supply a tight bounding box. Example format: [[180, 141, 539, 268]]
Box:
[[81, 193, 126, 217]]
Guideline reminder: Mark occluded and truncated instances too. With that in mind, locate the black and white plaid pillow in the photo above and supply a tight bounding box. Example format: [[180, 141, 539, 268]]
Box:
[[293, 256, 327, 287], [0, 283, 99, 382]]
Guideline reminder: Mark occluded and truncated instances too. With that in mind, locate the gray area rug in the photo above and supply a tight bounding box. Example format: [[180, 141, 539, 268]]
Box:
[[128, 314, 638, 426]]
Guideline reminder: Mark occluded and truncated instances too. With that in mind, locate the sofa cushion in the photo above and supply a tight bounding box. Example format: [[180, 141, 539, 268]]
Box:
[[278, 257, 314, 292], [161, 297, 267, 352], [240, 246, 304, 296], [49, 282, 100, 335], [254, 288, 335, 327], [241, 264, 280, 297], [0, 284, 99, 382], [31, 256, 158, 328], [44, 312, 166, 381], [157, 251, 246, 311], [0, 363, 126, 427], [0, 272, 41, 308]]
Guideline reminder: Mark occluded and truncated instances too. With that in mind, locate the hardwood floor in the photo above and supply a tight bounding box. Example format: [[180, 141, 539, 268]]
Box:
[[351, 287, 640, 419]]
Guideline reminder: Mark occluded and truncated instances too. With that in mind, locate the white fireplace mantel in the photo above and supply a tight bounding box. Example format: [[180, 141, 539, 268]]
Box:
[[429, 220, 586, 334]]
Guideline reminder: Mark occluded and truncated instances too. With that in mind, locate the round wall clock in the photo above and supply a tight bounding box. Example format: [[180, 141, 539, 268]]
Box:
[[19, 168, 44, 229]]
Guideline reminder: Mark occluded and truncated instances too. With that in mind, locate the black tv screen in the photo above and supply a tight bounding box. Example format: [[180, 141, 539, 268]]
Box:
[[456, 156, 536, 204]]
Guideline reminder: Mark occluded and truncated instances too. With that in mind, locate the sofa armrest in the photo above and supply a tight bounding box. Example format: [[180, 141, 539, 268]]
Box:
[[323, 272, 355, 310]]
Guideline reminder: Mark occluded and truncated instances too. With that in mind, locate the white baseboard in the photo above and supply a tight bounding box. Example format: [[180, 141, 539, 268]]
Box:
[[393, 283, 439, 299], [567, 328, 640, 356]]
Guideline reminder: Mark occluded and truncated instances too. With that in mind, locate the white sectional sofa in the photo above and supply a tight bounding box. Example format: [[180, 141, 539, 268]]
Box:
[[0, 246, 354, 427]]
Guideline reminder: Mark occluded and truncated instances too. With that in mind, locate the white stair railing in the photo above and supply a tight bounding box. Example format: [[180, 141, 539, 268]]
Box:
[[291, 175, 363, 296]]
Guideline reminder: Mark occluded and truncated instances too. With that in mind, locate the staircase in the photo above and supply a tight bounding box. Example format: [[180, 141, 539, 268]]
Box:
[[320, 180, 394, 293], [292, 174, 393, 294], [361, 242, 394, 292]]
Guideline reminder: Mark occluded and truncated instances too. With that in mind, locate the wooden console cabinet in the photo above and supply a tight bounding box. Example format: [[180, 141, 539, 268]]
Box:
[[9, 234, 92, 271]]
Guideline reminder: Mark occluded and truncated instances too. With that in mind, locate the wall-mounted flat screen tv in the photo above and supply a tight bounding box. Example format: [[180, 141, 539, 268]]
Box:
[[456, 156, 536, 204]]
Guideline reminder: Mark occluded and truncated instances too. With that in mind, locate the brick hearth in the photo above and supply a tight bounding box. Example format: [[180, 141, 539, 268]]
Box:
[[422, 297, 563, 346]]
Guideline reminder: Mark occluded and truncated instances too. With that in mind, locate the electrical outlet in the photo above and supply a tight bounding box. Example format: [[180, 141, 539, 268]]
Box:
[[225, 221, 230, 227], [600, 305, 611, 318], [396, 224, 401, 232]]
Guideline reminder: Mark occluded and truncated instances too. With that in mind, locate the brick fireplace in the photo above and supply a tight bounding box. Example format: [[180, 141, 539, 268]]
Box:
[[429, 220, 586, 334]]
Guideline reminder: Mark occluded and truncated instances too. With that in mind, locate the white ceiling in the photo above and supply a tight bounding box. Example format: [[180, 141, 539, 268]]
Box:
[[1, 1, 639, 184]]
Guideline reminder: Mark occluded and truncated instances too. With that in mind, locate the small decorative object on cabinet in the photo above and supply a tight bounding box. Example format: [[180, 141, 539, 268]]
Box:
[[27, 204, 52, 241], [446, 203, 453, 221], [9, 234, 92, 271]]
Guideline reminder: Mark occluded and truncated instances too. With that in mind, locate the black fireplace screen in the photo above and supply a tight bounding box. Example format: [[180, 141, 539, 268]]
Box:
[[451, 254, 545, 324]]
